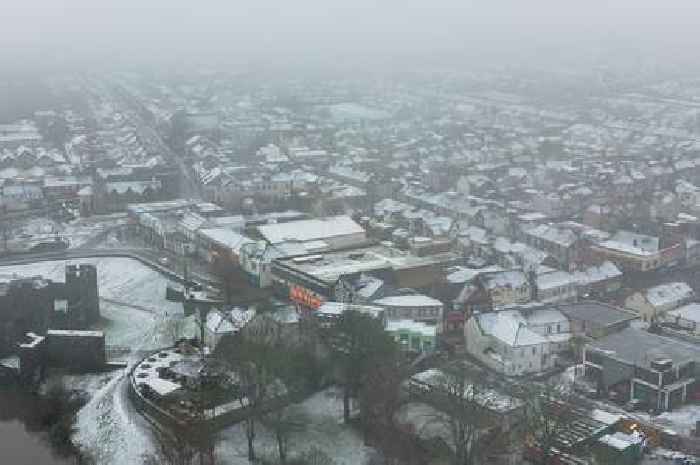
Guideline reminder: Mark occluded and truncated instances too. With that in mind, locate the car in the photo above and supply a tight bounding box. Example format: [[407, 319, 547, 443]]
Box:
[[624, 398, 644, 411], [574, 384, 598, 398]]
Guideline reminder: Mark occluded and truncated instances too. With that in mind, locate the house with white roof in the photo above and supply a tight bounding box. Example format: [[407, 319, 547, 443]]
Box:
[[573, 261, 623, 297], [536, 270, 577, 304], [373, 294, 444, 328], [661, 302, 700, 337], [520, 223, 580, 270], [589, 230, 684, 273], [203, 307, 256, 350], [464, 308, 568, 376], [624, 281, 694, 322]]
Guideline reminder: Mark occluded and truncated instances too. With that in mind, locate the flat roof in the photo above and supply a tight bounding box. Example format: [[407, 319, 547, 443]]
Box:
[[258, 215, 364, 244], [47, 329, 104, 338], [557, 301, 638, 327], [275, 244, 458, 284], [587, 327, 700, 366]]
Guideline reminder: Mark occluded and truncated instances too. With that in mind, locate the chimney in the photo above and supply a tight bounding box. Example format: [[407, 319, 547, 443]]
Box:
[[528, 269, 538, 302]]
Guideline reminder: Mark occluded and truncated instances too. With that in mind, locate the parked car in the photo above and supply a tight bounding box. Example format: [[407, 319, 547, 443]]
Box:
[[624, 398, 644, 411]]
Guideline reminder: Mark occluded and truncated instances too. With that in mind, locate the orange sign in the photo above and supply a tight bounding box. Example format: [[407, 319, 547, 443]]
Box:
[[289, 285, 323, 309]]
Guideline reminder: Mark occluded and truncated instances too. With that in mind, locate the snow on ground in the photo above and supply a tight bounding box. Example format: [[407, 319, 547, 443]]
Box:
[[0, 257, 190, 348], [636, 404, 700, 436], [60, 214, 127, 249], [396, 402, 453, 448], [215, 386, 376, 465], [1, 257, 193, 465], [73, 367, 160, 465]]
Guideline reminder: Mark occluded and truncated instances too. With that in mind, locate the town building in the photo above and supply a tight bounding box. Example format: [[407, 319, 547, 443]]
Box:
[[464, 307, 571, 376], [588, 231, 684, 273], [624, 282, 694, 322], [660, 303, 700, 341], [271, 244, 458, 313], [583, 327, 700, 411], [372, 294, 444, 328], [386, 319, 437, 352], [557, 301, 638, 339]]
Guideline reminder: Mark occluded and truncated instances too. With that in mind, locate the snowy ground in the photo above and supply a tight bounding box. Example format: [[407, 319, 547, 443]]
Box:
[[3, 214, 127, 252], [1, 257, 195, 465], [635, 404, 700, 436], [0, 257, 194, 348], [60, 214, 128, 249], [215, 387, 377, 465], [2, 258, 373, 465]]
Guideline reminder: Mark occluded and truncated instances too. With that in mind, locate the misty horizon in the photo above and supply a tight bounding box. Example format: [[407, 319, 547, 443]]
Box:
[[4, 0, 700, 72]]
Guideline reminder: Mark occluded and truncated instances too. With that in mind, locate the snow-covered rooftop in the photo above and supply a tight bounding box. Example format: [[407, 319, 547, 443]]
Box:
[[475, 311, 546, 347], [599, 230, 660, 256], [409, 368, 522, 413], [536, 270, 575, 290], [573, 261, 622, 286], [666, 303, 700, 323], [198, 228, 254, 254], [258, 215, 364, 244], [386, 319, 436, 337], [481, 270, 529, 290], [445, 265, 504, 284], [522, 224, 577, 247], [373, 294, 443, 308], [645, 281, 693, 308]]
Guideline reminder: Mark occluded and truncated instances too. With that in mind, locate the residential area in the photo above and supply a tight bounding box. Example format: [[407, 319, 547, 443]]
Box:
[[4, 37, 700, 465]]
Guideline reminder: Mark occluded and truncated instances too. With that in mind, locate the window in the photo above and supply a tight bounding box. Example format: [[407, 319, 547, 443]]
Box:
[[546, 326, 552, 334], [556, 324, 561, 333], [532, 347, 536, 355]]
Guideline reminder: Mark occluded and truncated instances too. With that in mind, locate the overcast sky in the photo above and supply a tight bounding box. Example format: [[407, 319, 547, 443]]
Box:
[[4, 0, 700, 71]]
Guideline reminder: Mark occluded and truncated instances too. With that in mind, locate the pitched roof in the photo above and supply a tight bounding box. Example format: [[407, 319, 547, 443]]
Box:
[[476, 311, 546, 347]]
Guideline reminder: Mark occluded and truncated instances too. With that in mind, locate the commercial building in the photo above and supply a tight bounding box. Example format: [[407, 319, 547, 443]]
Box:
[[386, 319, 437, 352], [584, 327, 700, 410], [556, 301, 638, 339], [256, 215, 368, 252], [373, 294, 444, 327], [624, 282, 694, 322], [588, 231, 684, 273], [271, 244, 458, 313]]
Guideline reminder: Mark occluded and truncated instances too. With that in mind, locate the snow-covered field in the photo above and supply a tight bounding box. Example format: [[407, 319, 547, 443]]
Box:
[[60, 214, 128, 249], [1, 257, 194, 465], [215, 387, 376, 465], [0, 257, 192, 348], [2, 258, 374, 465]]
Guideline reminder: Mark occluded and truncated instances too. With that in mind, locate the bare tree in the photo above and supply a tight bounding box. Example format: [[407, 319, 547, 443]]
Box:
[[223, 316, 288, 463], [0, 218, 15, 253], [418, 366, 503, 465], [261, 405, 308, 465], [520, 379, 578, 464], [328, 310, 397, 423], [298, 446, 335, 465], [166, 315, 187, 344], [150, 428, 197, 465]]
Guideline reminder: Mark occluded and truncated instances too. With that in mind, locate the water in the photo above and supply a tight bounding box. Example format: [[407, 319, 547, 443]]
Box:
[[0, 389, 75, 465]]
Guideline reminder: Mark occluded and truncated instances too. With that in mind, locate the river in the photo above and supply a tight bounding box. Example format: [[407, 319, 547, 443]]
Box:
[[0, 388, 75, 465]]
